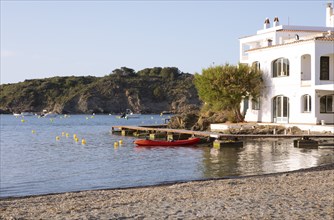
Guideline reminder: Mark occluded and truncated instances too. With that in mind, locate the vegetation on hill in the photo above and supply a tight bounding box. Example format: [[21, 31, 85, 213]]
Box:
[[1, 64, 264, 131], [0, 67, 201, 114]]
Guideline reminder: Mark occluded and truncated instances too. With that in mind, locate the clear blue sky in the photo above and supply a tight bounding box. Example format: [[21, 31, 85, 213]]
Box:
[[1, 0, 332, 84]]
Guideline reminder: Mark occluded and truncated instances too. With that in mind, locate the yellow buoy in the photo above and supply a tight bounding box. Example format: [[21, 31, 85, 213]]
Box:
[[73, 134, 77, 139], [66, 133, 69, 138], [21, 119, 25, 123], [61, 132, 65, 136], [74, 137, 79, 142], [91, 116, 94, 119], [56, 136, 60, 141], [114, 141, 119, 147], [31, 130, 36, 134], [81, 138, 86, 145], [119, 139, 123, 145]]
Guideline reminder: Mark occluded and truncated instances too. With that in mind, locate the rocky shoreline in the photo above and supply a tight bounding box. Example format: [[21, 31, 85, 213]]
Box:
[[1, 164, 333, 219]]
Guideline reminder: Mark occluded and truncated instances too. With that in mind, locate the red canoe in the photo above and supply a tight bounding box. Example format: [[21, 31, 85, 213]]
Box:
[[134, 137, 201, 146]]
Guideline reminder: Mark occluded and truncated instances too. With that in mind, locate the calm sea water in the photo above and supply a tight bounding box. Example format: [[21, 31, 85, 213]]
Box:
[[1, 114, 333, 198]]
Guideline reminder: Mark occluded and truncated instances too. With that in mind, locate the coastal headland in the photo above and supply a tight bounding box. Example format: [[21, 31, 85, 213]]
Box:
[[0, 68, 201, 115], [1, 164, 333, 219]]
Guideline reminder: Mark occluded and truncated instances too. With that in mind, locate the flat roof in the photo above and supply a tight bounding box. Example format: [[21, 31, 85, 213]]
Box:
[[245, 36, 334, 52], [239, 25, 334, 40]]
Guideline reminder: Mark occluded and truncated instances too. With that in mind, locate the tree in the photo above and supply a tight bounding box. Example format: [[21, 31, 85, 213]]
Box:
[[194, 63, 263, 122], [111, 67, 136, 76]]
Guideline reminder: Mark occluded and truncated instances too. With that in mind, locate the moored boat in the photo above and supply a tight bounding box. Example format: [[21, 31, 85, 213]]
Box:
[[13, 112, 35, 117], [21, 112, 35, 116], [40, 109, 58, 118], [120, 109, 141, 119], [160, 110, 173, 115], [43, 112, 58, 118], [134, 137, 201, 146]]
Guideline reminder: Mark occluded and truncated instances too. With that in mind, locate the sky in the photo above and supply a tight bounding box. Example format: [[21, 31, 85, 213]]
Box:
[[1, 0, 332, 84]]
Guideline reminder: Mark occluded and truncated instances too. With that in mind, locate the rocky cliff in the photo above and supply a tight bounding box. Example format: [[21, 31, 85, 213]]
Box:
[[0, 69, 201, 114]]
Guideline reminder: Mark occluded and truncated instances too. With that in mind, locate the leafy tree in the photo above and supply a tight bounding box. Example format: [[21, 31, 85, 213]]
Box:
[[194, 63, 263, 122], [111, 67, 136, 76]]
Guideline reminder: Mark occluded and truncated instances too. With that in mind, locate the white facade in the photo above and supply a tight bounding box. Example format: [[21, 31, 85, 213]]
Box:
[[240, 4, 334, 125]]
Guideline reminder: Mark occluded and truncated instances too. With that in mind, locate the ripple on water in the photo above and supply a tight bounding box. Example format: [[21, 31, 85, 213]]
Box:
[[1, 115, 333, 198]]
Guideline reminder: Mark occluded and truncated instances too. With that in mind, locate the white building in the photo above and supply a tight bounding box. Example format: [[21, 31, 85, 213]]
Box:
[[240, 3, 334, 125]]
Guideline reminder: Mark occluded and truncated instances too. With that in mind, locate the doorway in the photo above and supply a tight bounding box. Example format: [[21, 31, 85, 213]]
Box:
[[273, 96, 289, 123]]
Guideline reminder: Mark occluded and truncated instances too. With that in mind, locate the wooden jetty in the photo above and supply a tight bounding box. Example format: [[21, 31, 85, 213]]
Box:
[[111, 125, 334, 149], [111, 125, 334, 140]]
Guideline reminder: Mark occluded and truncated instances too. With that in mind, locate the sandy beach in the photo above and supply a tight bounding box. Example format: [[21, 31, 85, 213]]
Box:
[[1, 164, 333, 219]]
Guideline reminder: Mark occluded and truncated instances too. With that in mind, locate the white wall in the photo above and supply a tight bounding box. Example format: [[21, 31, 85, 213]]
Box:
[[243, 40, 334, 124]]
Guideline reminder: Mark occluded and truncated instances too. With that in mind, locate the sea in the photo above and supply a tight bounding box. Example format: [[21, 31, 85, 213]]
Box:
[[1, 114, 333, 198]]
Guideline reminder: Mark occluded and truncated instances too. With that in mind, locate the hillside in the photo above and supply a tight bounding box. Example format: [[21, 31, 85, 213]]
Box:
[[0, 67, 201, 114]]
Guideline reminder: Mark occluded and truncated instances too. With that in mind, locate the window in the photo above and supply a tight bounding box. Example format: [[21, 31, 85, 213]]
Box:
[[302, 95, 311, 112], [320, 56, 330, 80], [252, 61, 261, 71], [252, 97, 261, 110], [320, 95, 334, 113], [273, 58, 289, 77]]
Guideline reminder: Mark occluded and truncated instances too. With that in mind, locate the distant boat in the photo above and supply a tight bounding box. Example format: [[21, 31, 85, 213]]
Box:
[[121, 109, 141, 119], [13, 112, 34, 117], [135, 137, 201, 147], [160, 111, 173, 115], [42, 112, 58, 118], [21, 112, 35, 116]]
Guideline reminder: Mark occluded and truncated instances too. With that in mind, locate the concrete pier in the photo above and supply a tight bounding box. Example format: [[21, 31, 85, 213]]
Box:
[[111, 125, 334, 140]]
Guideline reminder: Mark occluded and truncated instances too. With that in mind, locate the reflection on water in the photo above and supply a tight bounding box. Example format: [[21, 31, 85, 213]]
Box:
[[1, 115, 333, 198], [202, 139, 334, 178]]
